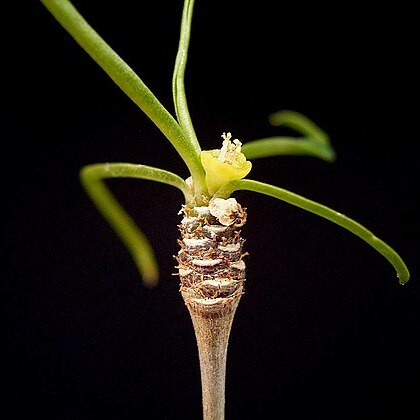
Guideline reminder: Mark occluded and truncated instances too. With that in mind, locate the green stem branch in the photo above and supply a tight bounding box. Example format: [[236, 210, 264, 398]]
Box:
[[173, 0, 200, 152], [41, 0, 206, 194], [80, 162, 189, 286], [216, 179, 410, 284], [242, 136, 336, 162]]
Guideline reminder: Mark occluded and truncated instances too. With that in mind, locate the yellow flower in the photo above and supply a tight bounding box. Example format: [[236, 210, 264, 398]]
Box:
[[200, 132, 252, 195]]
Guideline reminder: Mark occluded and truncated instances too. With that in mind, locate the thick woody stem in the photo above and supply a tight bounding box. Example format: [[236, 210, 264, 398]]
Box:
[[176, 199, 247, 420]]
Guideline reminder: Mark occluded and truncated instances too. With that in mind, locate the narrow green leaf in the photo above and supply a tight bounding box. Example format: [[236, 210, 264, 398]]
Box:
[[216, 179, 410, 284], [41, 0, 206, 194], [80, 163, 190, 287], [172, 0, 201, 153], [269, 110, 330, 145], [242, 136, 336, 162]]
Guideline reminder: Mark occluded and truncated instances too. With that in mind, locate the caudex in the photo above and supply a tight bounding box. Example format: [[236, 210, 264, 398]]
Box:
[[41, 1, 410, 419]]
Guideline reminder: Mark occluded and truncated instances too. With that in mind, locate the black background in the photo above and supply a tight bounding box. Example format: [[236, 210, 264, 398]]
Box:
[[3, 1, 418, 419]]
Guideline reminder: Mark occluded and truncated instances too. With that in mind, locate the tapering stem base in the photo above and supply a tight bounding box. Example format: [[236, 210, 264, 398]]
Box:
[[176, 199, 247, 420], [182, 291, 242, 420]]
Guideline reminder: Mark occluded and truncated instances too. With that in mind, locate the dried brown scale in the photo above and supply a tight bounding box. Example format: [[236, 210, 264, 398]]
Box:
[[177, 204, 247, 301]]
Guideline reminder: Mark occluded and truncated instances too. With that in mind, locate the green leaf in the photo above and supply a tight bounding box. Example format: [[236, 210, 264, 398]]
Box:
[[80, 163, 190, 287], [41, 0, 206, 197], [242, 136, 336, 162], [172, 0, 201, 153], [216, 179, 410, 285], [269, 110, 330, 145], [242, 110, 335, 162]]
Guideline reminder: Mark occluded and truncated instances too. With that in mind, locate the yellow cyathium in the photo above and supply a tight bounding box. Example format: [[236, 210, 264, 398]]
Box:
[[200, 132, 252, 195]]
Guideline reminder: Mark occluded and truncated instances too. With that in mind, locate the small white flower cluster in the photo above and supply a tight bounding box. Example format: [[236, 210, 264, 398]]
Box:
[[218, 132, 243, 164]]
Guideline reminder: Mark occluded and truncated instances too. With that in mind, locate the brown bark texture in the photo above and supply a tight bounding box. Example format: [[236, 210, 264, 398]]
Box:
[[176, 200, 247, 420]]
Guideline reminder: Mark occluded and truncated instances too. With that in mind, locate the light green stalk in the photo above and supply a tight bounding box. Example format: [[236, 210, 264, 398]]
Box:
[[242, 136, 336, 161], [41, 0, 206, 199], [216, 179, 410, 284], [173, 0, 200, 151], [269, 110, 331, 144], [80, 163, 189, 287], [242, 110, 336, 161]]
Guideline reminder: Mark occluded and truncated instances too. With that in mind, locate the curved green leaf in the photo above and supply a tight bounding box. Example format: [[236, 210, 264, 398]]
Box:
[[269, 110, 330, 145], [216, 179, 410, 284], [242, 136, 336, 162], [80, 163, 190, 287]]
